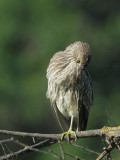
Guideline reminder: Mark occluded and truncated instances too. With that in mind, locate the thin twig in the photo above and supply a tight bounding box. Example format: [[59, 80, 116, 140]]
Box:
[[13, 139, 63, 160], [59, 141, 65, 160], [49, 149, 64, 160], [0, 139, 56, 160], [64, 152, 84, 160], [96, 144, 114, 160], [0, 143, 7, 160], [4, 143, 13, 160], [71, 143, 100, 157], [0, 138, 13, 144]]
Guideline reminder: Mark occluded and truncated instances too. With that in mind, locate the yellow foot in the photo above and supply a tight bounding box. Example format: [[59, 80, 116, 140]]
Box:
[[61, 130, 77, 141]]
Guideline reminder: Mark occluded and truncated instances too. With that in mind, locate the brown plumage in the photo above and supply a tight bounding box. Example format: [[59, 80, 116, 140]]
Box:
[[46, 41, 93, 133]]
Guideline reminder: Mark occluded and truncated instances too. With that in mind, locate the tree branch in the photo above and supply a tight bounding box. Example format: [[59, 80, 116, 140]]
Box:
[[0, 126, 120, 159], [0, 126, 120, 140], [0, 139, 56, 160]]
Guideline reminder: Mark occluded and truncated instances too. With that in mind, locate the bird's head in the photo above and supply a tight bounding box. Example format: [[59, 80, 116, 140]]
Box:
[[65, 41, 91, 69]]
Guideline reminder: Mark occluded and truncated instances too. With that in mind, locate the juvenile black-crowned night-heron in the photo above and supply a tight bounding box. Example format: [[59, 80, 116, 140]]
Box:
[[46, 41, 93, 141]]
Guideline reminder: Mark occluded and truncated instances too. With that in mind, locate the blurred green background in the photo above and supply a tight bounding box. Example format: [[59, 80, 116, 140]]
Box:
[[0, 0, 120, 159]]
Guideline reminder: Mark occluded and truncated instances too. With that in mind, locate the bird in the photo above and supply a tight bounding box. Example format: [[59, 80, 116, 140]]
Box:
[[46, 41, 93, 141]]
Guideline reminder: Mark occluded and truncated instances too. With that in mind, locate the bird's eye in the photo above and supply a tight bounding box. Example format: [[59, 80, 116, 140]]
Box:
[[76, 59, 81, 64]]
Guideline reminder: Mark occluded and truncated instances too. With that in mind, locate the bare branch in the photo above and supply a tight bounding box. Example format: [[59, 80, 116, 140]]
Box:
[[0, 126, 120, 159], [0, 128, 112, 140], [0, 139, 55, 160], [70, 143, 100, 157], [96, 144, 113, 160], [64, 152, 84, 160], [0, 126, 120, 141], [0, 139, 64, 160], [0, 138, 13, 144], [13, 139, 63, 160], [59, 141, 65, 160]]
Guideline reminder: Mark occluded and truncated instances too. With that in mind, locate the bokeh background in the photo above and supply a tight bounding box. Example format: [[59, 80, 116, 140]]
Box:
[[0, 0, 120, 159]]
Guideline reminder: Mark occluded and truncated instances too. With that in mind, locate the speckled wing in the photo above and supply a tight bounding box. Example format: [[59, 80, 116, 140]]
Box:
[[78, 69, 93, 131], [50, 100, 70, 132]]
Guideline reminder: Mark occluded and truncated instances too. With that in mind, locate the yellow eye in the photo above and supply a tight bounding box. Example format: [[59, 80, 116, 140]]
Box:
[[77, 59, 81, 64]]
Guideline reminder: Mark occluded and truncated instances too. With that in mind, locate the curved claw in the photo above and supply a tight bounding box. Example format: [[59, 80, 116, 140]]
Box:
[[61, 130, 77, 141]]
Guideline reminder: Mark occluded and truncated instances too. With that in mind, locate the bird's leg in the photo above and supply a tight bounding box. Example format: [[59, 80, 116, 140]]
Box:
[[61, 115, 77, 141]]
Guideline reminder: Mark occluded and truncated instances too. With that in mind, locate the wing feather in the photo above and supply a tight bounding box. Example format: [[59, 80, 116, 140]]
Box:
[[50, 100, 70, 132], [77, 69, 93, 131]]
